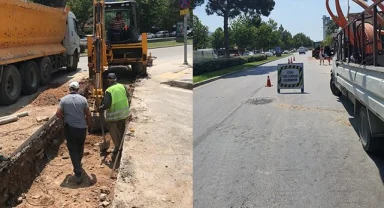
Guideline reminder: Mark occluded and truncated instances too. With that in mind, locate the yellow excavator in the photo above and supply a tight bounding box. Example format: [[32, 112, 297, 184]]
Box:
[[87, 0, 148, 132]]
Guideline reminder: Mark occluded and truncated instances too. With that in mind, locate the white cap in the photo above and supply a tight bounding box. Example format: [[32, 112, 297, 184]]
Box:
[[69, 81, 80, 89]]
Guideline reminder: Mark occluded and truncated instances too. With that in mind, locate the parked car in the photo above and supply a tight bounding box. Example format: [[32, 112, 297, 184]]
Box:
[[147, 33, 155, 39], [139, 33, 155, 40], [80, 37, 87, 53], [155, 31, 169, 38], [170, 31, 176, 37], [243, 51, 254, 56], [283, 50, 289, 54], [187, 29, 193, 37], [265, 51, 273, 56], [298, 46, 306, 54]]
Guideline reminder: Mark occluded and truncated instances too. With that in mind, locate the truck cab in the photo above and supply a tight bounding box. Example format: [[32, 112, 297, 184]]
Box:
[[63, 11, 81, 70], [63, 11, 81, 57]]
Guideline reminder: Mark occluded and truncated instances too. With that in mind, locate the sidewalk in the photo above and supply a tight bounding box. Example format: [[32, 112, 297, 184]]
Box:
[[112, 63, 193, 207], [151, 60, 193, 90]]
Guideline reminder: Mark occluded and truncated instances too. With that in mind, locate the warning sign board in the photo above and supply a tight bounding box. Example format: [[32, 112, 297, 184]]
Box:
[[277, 63, 304, 93], [180, 8, 189, 15]]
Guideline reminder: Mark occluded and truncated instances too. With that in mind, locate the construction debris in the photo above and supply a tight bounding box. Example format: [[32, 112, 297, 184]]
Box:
[[0, 111, 29, 126], [36, 116, 49, 122]]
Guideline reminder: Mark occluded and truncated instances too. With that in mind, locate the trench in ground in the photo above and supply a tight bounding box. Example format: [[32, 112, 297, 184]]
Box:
[[0, 77, 136, 207]]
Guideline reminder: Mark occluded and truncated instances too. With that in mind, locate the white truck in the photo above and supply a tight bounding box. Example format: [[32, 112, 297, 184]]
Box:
[[330, 2, 384, 153]]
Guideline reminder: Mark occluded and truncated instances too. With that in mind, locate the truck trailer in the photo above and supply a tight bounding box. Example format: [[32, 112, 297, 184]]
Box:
[[330, 0, 384, 153], [0, 0, 80, 105]]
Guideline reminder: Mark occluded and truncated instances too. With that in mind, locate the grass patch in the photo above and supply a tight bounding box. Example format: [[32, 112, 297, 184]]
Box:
[[193, 54, 291, 83], [148, 39, 192, 49]]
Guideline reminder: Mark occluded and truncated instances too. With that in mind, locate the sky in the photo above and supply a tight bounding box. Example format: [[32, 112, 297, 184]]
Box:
[[193, 0, 371, 42]]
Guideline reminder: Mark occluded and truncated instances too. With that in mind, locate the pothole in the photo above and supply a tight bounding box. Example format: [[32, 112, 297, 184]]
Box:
[[246, 97, 276, 105]]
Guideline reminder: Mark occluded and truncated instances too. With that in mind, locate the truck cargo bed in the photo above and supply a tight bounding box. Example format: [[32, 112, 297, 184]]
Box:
[[335, 62, 384, 121], [0, 0, 68, 65]]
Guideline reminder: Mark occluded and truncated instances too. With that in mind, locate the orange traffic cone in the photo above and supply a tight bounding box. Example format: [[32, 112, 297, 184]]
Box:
[[293, 56, 296, 61], [288, 58, 291, 64], [265, 76, 272, 87], [290, 57, 293, 63]]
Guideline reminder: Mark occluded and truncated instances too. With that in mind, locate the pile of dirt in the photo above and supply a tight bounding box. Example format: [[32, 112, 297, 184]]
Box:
[[31, 83, 69, 106], [32, 78, 90, 107], [16, 133, 118, 208]]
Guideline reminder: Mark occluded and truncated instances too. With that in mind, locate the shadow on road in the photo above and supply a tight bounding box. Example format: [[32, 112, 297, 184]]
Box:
[[337, 96, 384, 184], [222, 65, 277, 79]]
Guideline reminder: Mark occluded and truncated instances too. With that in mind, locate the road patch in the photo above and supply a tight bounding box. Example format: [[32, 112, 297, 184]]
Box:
[[246, 97, 276, 105]]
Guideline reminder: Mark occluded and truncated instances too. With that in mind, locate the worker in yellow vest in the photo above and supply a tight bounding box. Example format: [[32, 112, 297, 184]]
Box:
[[99, 73, 130, 160]]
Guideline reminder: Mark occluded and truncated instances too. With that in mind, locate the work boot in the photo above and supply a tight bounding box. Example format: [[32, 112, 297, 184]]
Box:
[[76, 173, 84, 184]]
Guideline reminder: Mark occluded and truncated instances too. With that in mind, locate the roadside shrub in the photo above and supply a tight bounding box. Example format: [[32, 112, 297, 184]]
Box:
[[194, 54, 267, 76]]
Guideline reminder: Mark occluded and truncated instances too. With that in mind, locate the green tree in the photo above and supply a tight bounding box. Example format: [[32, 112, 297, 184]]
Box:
[[193, 16, 209, 50], [292, 33, 313, 48], [231, 16, 256, 50], [210, 28, 225, 50], [66, 0, 92, 33], [254, 23, 273, 50], [323, 34, 334, 46], [205, 0, 275, 57], [326, 20, 339, 36]]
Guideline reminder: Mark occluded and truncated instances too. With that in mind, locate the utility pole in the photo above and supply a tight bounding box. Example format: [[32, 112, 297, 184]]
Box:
[[180, 0, 190, 65], [183, 13, 188, 65]]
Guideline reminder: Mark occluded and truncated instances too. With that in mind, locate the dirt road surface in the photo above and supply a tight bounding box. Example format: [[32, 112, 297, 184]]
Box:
[[112, 47, 193, 208], [16, 134, 117, 208]]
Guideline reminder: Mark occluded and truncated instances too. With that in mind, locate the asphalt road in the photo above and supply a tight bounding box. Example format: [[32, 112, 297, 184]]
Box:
[[194, 53, 384, 208]]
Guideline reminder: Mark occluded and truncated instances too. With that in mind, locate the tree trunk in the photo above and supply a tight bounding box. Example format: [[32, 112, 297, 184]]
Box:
[[223, 11, 229, 58]]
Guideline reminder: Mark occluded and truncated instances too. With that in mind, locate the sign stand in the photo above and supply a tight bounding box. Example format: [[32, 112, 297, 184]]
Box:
[[277, 63, 304, 93], [180, 0, 190, 65]]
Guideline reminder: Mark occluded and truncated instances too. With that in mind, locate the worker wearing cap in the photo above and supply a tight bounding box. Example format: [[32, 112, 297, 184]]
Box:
[[56, 81, 92, 184], [99, 73, 130, 160]]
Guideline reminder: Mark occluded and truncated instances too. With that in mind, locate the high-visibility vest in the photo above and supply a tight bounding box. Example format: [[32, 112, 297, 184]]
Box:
[[105, 83, 129, 122]]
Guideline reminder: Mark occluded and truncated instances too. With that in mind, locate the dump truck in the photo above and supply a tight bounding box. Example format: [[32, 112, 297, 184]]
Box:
[[330, 0, 384, 153], [0, 1, 80, 105], [86, 0, 148, 131]]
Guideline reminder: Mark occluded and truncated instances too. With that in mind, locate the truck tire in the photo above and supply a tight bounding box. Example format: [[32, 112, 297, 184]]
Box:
[[67, 51, 79, 72], [132, 63, 148, 77], [38, 57, 52, 85], [359, 106, 379, 153], [20, 61, 41, 95], [0, 65, 22, 105], [330, 77, 342, 97]]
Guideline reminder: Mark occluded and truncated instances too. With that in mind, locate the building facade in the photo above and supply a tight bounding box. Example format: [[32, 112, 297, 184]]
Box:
[[322, 15, 331, 41]]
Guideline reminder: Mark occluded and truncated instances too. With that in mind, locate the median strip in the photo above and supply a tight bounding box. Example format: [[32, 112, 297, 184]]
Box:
[[193, 54, 292, 87]]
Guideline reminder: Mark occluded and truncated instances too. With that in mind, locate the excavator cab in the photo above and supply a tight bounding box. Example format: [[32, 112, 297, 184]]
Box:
[[105, 1, 139, 44]]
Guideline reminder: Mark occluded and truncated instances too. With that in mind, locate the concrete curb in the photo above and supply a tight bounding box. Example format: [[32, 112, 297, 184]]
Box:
[[162, 80, 193, 90], [193, 55, 293, 88]]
